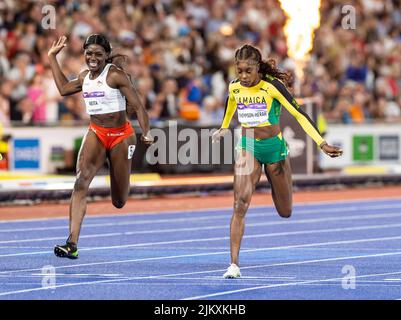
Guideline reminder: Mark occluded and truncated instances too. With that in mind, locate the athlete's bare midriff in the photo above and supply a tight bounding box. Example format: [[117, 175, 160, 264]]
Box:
[[242, 124, 281, 139], [90, 110, 127, 128]]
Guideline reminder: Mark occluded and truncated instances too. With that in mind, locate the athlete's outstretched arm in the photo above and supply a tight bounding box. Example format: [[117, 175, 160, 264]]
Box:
[[127, 84, 152, 143], [125, 74, 150, 130], [270, 79, 342, 157], [48, 36, 85, 96], [212, 89, 237, 143], [109, 68, 153, 144]]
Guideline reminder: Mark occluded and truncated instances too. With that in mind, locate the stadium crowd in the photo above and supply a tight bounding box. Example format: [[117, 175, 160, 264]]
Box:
[[0, 0, 400, 127]]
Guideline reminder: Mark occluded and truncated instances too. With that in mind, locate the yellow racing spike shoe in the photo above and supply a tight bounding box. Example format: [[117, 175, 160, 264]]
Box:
[[54, 241, 78, 259]]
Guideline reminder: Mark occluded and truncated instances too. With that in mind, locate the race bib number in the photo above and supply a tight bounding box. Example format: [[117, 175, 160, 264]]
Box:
[[128, 145, 136, 159], [237, 104, 269, 126]]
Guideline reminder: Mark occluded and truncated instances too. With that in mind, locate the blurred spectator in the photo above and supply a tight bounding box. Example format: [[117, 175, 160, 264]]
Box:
[[0, 80, 16, 122], [0, 42, 10, 78], [59, 95, 88, 123], [0, 82, 11, 127], [348, 90, 368, 123], [27, 73, 46, 124], [136, 76, 156, 113], [164, 3, 190, 39], [151, 77, 179, 120], [199, 95, 225, 124], [205, 1, 226, 35], [179, 68, 204, 105], [42, 66, 62, 123], [6, 52, 35, 101], [19, 21, 38, 52], [331, 97, 353, 124], [17, 97, 34, 125], [344, 53, 368, 84]]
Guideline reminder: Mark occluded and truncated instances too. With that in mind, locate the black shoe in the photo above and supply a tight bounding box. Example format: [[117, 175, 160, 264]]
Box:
[[54, 240, 78, 259]]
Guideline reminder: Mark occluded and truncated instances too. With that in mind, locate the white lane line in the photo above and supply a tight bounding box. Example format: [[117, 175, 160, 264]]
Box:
[[0, 247, 51, 249], [2, 221, 401, 257], [1, 202, 401, 233], [182, 269, 401, 300], [1, 211, 401, 249], [2, 234, 401, 275], [4, 282, 400, 289], [384, 279, 401, 281], [0, 232, 122, 244], [0, 273, 124, 278], [0, 200, 401, 243], [1, 250, 401, 298], [174, 277, 395, 284], [1, 196, 400, 224]]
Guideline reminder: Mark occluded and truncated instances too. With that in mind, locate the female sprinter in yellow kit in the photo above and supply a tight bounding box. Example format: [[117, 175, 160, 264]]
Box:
[[212, 44, 343, 278]]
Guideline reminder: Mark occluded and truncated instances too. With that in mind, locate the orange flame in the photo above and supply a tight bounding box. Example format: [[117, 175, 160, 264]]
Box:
[[278, 0, 321, 82]]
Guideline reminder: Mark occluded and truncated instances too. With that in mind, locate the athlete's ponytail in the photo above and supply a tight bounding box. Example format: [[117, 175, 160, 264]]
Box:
[[106, 54, 129, 69], [234, 44, 292, 88], [259, 59, 292, 88]]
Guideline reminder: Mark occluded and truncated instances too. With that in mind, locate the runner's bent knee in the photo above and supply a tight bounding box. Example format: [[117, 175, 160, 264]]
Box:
[[73, 171, 94, 192]]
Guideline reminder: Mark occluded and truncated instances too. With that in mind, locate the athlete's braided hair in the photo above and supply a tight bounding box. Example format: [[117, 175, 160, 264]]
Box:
[[234, 44, 292, 87]]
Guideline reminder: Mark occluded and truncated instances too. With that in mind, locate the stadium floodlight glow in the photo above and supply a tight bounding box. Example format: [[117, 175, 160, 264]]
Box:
[[278, 0, 321, 90], [220, 23, 234, 36]]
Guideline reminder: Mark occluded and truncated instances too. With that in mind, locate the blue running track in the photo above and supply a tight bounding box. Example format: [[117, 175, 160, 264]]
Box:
[[1, 197, 401, 300]]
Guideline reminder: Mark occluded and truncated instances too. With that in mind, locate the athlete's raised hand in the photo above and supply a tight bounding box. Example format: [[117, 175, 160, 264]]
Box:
[[48, 36, 67, 57], [321, 142, 343, 158], [212, 128, 229, 143]]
